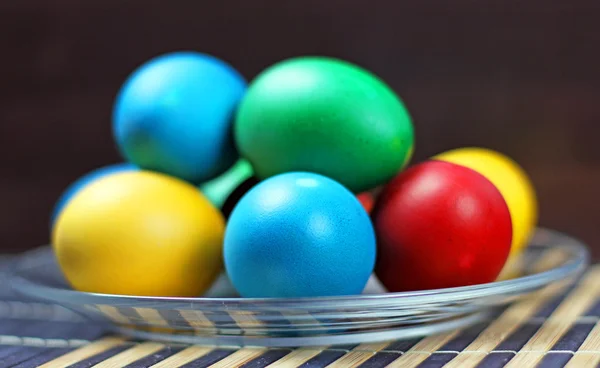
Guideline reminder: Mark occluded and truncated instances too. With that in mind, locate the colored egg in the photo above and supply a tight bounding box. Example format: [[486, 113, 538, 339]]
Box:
[[224, 172, 376, 298], [220, 176, 260, 218], [53, 171, 225, 297], [219, 177, 374, 219], [234, 57, 414, 193], [113, 51, 246, 184], [199, 159, 253, 208], [357, 192, 375, 214], [50, 163, 137, 227], [373, 160, 512, 292], [433, 147, 537, 259]]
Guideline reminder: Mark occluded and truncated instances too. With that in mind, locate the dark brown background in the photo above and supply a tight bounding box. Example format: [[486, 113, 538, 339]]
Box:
[[1, 1, 598, 257]]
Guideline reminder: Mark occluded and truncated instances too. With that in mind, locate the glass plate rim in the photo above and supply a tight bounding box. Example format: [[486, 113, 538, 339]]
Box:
[[9, 227, 589, 310]]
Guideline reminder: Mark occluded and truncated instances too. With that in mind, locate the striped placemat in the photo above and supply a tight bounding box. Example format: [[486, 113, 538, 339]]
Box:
[[1, 259, 600, 367]]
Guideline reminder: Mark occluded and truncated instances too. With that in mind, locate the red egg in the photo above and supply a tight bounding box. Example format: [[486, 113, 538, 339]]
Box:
[[357, 192, 375, 214], [373, 160, 512, 292]]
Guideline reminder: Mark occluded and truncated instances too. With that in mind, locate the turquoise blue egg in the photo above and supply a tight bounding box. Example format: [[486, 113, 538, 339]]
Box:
[[113, 52, 246, 184], [224, 172, 376, 298], [51, 163, 137, 226]]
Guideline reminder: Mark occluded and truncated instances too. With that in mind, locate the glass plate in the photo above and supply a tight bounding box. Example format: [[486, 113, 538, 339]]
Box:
[[9, 228, 589, 347]]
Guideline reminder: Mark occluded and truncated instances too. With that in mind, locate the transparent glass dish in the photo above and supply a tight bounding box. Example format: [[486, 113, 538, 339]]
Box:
[[10, 228, 589, 347]]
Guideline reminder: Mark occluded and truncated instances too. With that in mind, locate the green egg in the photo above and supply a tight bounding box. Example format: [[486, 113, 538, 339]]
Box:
[[234, 57, 414, 193]]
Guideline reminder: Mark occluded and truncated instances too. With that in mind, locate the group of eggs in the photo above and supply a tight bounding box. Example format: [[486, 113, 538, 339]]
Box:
[[51, 52, 537, 299]]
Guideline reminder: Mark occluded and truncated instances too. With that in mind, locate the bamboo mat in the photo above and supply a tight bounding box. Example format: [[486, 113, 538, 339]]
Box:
[[1, 259, 600, 367]]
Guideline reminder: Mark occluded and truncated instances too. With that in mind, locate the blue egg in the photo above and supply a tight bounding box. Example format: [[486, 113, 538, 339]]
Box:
[[224, 172, 376, 298], [113, 52, 246, 184], [51, 163, 137, 226]]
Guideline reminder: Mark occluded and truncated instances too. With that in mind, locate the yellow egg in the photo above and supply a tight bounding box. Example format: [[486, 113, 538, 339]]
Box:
[[434, 147, 538, 259], [52, 171, 225, 297]]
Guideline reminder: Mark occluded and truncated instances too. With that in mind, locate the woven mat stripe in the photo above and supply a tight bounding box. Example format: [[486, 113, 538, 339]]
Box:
[[177, 309, 219, 334], [206, 347, 267, 367], [148, 345, 213, 367], [92, 304, 183, 335], [263, 341, 416, 367], [384, 330, 460, 368], [0, 345, 50, 366], [95, 305, 132, 325], [302, 247, 573, 368], [563, 321, 600, 367], [238, 349, 291, 368], [130, 307, 198, 333], [265, 347, 327, 367], [0, 246, 588, 368], [279, 310, 323, 328], [69, 345, 131, 367], [36, 337, 127, 367], [10, 347, 74, 368], [440, 279, 571, 367], [382, 247, 571, 368], [133, 308, 170, 327], [120, 346, 181, 368], [320, 342, 389, 367], [228, 310, 265, 330], [504, 265, 600, 367], [91, 341, 165, 367]]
